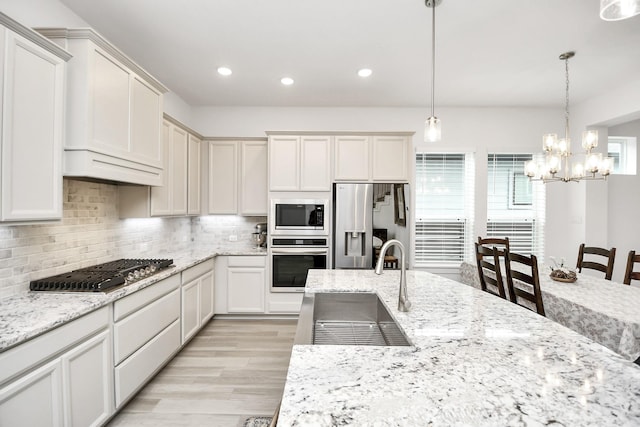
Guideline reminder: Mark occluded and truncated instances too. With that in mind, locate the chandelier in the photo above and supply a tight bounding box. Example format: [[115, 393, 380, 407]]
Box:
[[524, 52, 614, 183], [424, 0, 442, 142], [600, 0, 640, 21]]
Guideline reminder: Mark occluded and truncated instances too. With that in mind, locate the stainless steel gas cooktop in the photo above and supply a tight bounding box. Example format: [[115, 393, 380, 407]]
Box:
[[30, 259, 174, 292]]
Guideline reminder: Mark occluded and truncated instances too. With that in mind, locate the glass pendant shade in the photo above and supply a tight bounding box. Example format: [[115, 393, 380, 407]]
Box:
[[424, 116, 441, 142], [582, 130, 599, 151], [572, 162, 585, 179], [585, 152, 603, 173], [543, 134, 557, 152], [546, 154, 562, 174], [557, 138, 570, 156], [600, 0, 640, 20]]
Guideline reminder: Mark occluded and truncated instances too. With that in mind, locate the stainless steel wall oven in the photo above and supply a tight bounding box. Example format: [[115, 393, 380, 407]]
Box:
[[270, 237, 328, 292]]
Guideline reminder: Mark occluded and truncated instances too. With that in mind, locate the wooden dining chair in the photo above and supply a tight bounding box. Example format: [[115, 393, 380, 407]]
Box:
[[503, 249, 545, 316], [474, 243, 508, 299], [624, 250, 640, 285], [576, 243, 616, 280]]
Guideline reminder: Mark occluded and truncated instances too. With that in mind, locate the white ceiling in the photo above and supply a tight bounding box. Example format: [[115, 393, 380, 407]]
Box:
[[59, 0, 640, 108]]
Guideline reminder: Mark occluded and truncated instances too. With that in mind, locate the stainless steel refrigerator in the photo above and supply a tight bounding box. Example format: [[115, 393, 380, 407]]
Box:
[[333, 182, 409, 269]]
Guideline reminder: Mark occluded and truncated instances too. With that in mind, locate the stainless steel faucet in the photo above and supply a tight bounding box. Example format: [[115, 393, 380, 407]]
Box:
[[375, 239, 411, 312]]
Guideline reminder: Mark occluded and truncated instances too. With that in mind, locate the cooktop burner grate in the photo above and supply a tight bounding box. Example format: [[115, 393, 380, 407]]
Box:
[[30, 259, 173, 292]]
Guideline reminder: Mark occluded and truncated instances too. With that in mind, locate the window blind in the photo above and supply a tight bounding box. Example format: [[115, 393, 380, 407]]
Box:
[[415, 153, 475, 266], [487, 154, 545, 258]]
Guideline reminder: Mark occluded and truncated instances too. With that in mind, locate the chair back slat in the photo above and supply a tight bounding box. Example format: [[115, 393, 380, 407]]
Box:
[[576, 243, 616, 280]]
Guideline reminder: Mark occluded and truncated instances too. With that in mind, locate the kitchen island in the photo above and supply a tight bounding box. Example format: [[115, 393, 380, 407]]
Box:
[[278, 269, 640, 426]]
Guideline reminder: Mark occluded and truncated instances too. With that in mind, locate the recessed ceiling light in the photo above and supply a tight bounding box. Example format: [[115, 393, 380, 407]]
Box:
[[217, 67, 232, 76], [281, 77, 294, 86], [358, 68, 373, 77]]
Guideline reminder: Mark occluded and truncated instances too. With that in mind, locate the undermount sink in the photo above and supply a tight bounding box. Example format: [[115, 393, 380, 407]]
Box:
[[294, 292, 411, 347]]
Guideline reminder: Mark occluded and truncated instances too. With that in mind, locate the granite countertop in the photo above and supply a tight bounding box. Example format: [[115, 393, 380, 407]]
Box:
[[0, 244, 266, 352], [277, 269, 640, 426]]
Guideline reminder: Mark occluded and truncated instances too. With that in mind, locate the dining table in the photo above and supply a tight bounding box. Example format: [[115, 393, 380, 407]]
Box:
[[460, 261, 640, 362]]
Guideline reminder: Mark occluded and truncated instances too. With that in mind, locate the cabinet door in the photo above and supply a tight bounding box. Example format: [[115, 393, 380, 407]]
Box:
[[208, 142, 238, 214], [300, 136, 331, 191], [1, 30, 64, 221], [181, 279, 200, 343], [240, 141, 268, 215], [199, 271, 214, 324], [268, 136, 300, 191], [0, 359, 63, 427], [130, 76, 162, 167], [187, 134, 201, 215], [150, 121, 172, 216], [335, 136, 370, 181], [63, 330, 111, 427], [91, 48, 130, 155], [372, 135, 408, 181], [227, 268, 265, 313], [171, 126, 188, 215]]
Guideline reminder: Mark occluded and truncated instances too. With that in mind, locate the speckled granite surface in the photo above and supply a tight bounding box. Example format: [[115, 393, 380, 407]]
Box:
[[278, 269, 640, 426], [0, 244, 266, 352]]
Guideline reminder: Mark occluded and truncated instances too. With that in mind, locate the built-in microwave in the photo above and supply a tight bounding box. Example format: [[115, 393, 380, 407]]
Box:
[[270, 199, 328, 235]]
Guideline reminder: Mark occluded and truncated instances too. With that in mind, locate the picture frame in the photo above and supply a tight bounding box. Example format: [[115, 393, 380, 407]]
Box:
[[393, 184, 406, 226]]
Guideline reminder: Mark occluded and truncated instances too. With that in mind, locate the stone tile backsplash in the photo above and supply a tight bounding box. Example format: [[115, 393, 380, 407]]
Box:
[[0, 179, 266, 298]]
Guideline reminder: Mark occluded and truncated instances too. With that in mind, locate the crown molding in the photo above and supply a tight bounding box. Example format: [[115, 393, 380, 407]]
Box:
[[0, 13, 72, 61], [36, 27, 167, 93]]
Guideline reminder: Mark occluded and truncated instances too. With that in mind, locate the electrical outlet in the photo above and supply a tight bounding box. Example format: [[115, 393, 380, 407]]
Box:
[[140, 243, 149, 252], [229, 235, 238, 242]]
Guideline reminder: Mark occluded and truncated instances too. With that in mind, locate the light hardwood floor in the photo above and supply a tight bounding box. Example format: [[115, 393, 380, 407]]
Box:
[[107, 318, 297, 427]]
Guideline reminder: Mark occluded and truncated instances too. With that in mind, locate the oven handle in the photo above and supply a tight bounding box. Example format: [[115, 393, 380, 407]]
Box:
[[271, 248, 328, 255]]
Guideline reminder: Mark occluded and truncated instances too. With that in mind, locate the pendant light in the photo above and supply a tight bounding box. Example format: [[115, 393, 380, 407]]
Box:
[[424, 0, 442, 142], [600, 0, 640, 21], [524, 52, 614, 183]]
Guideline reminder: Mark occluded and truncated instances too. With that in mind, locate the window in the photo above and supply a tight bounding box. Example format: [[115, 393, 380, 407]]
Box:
[[487, 154, 545, 257], [415, 153, 475, 266], [608, 136, 637, 175]]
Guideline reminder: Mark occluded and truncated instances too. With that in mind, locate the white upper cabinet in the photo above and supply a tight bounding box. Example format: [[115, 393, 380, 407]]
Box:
[[208, 140, 268, 215], [335, 134, 410, 182], [240, 141, 268, 215], [187, 134, 202, 215], [371, 135, 409, 181], [37, 28, 167, 186], [268, 135, 331, 191], [119, 118, 200, 218], [300, 136, 332, 191], [208, 141, 238, 214], [0, 13, 70, 222], [334, 135, 370, 181], [151, 122, 188, 216]]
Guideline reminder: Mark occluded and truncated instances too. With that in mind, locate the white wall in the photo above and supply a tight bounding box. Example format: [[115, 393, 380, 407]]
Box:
[[568, 76, 640, 276], [606, 119, 640, 283]]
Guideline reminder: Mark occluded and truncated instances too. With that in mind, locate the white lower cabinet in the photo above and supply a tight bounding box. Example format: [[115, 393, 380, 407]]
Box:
[[215, 256, 266, 314], [113, 275, 181, 408], [180, 259, 215, 344], [267, 292, 304, 314], [0, 307, 112, 427]]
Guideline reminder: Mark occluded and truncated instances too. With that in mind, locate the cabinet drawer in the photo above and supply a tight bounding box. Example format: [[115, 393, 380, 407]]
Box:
[[181, 259, 214, 284], [114, 319, 180, 408], [0, 307, 108, 385], [114, 289, 180, 364], [227, 256, 266, 268], [113, 274, 180, 321]]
